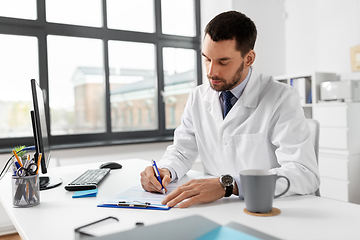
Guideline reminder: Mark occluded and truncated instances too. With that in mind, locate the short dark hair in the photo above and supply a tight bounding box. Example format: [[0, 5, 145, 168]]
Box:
[[204, 11, 257, 57]]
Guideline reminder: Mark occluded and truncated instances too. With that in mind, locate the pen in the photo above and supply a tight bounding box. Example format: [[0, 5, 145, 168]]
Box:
[[13, 162, 21, 176], [151, 159, 165, 194], [25, 154, 30, 168], [12, 150, 24, 168], [14, 161, 20, 169]]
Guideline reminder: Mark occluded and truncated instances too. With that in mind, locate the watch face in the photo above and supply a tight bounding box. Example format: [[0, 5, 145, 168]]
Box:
[[221, 175, 233, 187]]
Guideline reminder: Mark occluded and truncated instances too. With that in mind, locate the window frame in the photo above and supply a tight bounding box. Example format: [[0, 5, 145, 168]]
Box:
[[0, 0, 202, 152]]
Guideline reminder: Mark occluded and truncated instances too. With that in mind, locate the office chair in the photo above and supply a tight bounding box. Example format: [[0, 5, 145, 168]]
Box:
[[306, 118, 321, 197]]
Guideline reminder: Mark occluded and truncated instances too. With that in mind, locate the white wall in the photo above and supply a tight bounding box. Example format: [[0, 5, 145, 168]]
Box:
[[200, 0, 287, 78], [219, 0, 360, 80], [232, 0, 286, 77], [200, 0, 232, 84], [285, 0, 360, 80]]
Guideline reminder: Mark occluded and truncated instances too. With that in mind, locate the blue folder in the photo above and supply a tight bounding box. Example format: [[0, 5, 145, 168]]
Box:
[[73, 189, 98, 198]]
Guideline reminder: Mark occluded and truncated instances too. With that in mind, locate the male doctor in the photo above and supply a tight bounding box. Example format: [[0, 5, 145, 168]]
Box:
[[140, 11, 320, 208]]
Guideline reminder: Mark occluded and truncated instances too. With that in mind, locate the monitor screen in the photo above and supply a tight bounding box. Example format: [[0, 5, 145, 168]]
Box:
[[30, 79, 62, 190]]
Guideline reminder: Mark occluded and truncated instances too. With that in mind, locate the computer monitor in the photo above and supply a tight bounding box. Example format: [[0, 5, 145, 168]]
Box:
[[31, 79, 62, 190]]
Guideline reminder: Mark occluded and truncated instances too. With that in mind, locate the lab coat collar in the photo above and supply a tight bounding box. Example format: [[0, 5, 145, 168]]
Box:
[[240, 67, 260, 109], [205, 88, 224, 125], [203, 67, 261, 125]]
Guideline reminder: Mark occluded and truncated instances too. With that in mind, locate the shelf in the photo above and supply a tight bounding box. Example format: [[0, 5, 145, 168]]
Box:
[[274, 72, 338, 120]]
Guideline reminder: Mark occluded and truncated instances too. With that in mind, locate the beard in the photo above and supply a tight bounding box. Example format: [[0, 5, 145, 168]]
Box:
[[208, 62, 245, 92]]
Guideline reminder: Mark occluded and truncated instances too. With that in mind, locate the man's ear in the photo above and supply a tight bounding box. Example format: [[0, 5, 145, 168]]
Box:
[[244, 50, 256, 67]]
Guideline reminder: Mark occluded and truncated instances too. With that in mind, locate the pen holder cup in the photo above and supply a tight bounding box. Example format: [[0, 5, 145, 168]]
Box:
[[12, 174, 40, 208]]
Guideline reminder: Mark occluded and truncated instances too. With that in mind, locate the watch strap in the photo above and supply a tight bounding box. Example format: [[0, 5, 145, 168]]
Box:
[[224, 185, 233, 197]]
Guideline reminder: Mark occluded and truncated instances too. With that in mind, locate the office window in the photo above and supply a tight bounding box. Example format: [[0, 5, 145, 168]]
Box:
[[128, 108, 133, 125], [0, 0, 37, 20], [163, 47, 197, 129], [138, 109, 142, 125], [47, 36, 105, 135], [161, 0, 196, 36], [0, 0, 201, 150], [46, 0, 102, 27], [107, 0, 155, 33], [0, 34, 38, 138], [147, 108, 152, 124], [170, 106, 175, 126], [108, 41, 157, 132]]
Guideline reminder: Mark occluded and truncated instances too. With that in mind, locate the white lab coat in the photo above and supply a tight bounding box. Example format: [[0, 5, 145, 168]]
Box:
[[159, 69, 320, 196]]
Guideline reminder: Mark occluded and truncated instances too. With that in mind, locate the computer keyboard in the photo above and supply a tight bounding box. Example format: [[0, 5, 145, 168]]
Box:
[[65, 168, 111, 191]]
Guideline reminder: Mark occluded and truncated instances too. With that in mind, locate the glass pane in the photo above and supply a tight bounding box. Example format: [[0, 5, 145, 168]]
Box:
[[107, 0, 154, 33], [163, 48, 197, 129], [47, 36, 105, 135], [46, 0, 102, 27], [0, 35, 38, 138], [108, 41, 157, 131], [0, 0, 37, 20], [161, 0, 195, 37]]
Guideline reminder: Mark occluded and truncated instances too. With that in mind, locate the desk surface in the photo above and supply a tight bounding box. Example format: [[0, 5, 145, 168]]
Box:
[[1, 158, 360, 240]]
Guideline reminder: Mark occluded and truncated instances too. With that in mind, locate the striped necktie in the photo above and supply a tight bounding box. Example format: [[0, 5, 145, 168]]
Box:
[[223, 91, 234, 118]]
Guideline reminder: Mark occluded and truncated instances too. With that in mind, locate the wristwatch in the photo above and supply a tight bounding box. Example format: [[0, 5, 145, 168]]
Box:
[[219, 174, 234, 197]]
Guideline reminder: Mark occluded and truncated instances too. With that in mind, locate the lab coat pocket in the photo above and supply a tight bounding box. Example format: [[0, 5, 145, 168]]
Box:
[[232, 132, 270, 169]]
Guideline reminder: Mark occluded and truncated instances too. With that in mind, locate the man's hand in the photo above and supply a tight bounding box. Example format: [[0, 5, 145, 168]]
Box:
[[161, 178, 225, 208], [140, 166, 171, 194]]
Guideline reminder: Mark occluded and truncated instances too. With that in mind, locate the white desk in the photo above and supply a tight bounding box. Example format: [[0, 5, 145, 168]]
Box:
[[1, 158, 360, 240]]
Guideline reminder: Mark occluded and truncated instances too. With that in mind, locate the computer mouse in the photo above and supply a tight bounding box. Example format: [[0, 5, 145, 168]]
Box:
[[99, 162, 122, 170]]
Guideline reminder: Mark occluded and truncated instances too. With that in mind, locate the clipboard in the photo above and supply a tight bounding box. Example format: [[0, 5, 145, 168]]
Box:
[[97, 184, 175, 210], [97, 201, 170, 210]]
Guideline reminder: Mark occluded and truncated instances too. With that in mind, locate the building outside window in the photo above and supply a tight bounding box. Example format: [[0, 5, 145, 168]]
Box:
[[0, 0, 201, 151], [0, 34, 38, 139]]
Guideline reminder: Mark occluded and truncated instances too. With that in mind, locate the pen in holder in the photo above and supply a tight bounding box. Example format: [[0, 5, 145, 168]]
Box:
[[12, 173, 40, 208]]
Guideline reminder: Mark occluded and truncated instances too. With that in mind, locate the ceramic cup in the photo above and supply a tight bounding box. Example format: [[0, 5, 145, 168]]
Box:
[[240, 169, 290, 213]]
